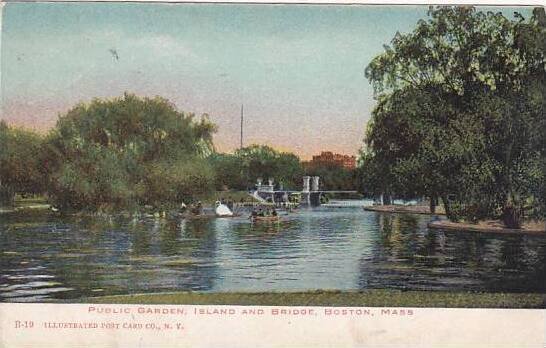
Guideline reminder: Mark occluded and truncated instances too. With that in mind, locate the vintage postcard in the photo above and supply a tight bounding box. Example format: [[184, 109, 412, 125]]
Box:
[[0, 0, 545, 346]]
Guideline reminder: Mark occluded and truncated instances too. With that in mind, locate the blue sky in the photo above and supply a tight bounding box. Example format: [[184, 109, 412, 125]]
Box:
[[0, 3, 533, 158]]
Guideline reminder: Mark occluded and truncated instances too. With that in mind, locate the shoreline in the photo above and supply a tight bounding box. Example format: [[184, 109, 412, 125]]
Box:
[[0, 204, 51, 214], [0, 191, 261, 216], [363, 205, 445, 215], [83, 289, 545, 308], [428, 219, 545, 235]]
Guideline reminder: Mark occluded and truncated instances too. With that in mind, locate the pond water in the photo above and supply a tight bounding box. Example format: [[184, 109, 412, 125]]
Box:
[[1, 201, 545, 302]]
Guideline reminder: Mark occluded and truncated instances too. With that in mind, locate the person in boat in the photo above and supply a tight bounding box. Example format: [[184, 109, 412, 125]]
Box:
[[191, 201, 203, 215], [251, 210, 258, 219], [250, 208, 263, 219]]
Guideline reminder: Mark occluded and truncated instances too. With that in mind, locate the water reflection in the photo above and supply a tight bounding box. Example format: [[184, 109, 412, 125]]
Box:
[[358, 213, 546, 292], [1, 205, 545, 302]]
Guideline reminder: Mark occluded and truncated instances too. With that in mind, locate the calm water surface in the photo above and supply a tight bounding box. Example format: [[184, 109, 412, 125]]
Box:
[[1, 201, 545, 302]]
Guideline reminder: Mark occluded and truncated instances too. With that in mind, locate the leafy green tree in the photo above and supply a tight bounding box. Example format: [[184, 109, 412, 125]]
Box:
[[514, 7, 546, 220], [0, 121, 45, 204], [363, 6, 545, 227], [210, 145, 304, 190], [143, 158, 216, 208], [235, 145, 304, 190], [45, 93, 217, 210], [209, 153, 247, 190], [305, 163, 358, 191]]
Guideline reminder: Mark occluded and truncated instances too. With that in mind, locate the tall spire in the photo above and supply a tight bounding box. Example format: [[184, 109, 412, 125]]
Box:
[[240, 104, 244, 149]]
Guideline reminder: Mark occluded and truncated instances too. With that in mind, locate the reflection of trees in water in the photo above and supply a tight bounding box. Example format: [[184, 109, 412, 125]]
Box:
[[359, 213, 424, 290], [376, 214, 422, 261], [451, 234, 487, 269], [231, 211, 358, 249], [483, 236, 546, 292], [362, 213, 470, 290], [102, 218, 222, 293], [150, 218, 219, 292], [0, 216, 137, 300], [0, 219, 60, 299], [3, 212, 546, 300], [429, 232, 546, 292], [359, 213, 546, 292], [499, 237, 526, 270], [228, 219, 303, 260], [362, 213, 484, 290], [182, 219, 218, 260], [48, 220, 148, 298], [528, 240, 546, 292], [129, 218, 218, 256], [130, 223, 153, 255], [9, 216, 222, 299]]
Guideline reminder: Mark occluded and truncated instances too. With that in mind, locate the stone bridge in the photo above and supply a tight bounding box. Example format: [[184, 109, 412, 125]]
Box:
[[252, 176, 357, 207]]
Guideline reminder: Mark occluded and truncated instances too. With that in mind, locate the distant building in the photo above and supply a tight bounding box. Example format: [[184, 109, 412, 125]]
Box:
[[307, 151, 357, 170]]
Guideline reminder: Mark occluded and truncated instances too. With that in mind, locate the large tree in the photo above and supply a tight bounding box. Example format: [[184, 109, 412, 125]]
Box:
[[211, 145, 303, 190], [235, 145, 303, 190], [0, 121, 45, 204], [305, 163, 358, 191], [362, 6, 545, 227], [44, 93, 217, 210]]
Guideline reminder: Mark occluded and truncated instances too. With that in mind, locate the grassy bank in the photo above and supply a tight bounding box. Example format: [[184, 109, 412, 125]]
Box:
[[85, 290, 545, 308], [429, 219, 545, 235], [0, 195, 50, 214], [364, 204, 446, 215], [192, 190, 259, 205], [1, 191, 259, 215]]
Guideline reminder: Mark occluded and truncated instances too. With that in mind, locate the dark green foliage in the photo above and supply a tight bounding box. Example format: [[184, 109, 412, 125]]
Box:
[[362, 6, 545, 227], [210, 145, 304, 190], [44, 93, 217, 211], [209, 153, 248, 190], [236, 145, 303, 190], [143, 158, 216, 208], [0, 121, 46, 205], [3, 94, 310, 210], [305, 163, 358, 191]]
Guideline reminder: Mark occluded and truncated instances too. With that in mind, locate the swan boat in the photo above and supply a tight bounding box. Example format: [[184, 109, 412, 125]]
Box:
[[215, 201, 234, 217]]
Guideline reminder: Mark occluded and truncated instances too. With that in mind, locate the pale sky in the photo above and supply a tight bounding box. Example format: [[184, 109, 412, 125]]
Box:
[[0, 3, 532, 159]]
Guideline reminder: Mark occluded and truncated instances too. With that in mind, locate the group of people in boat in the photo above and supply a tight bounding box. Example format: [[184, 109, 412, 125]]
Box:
[[179, 199, 281, 221], [180, 201, 203, 216], [250, 207, 278, 219]]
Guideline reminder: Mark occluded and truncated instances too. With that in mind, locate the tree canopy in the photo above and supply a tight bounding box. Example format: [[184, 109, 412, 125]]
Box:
[[211, 145, 304, 190], [2, 94, 314, 210], [44, 93, 217, 210], [305, 162, 358, 191], [361, 6, 545, 227], [0, 121, 45, 203]]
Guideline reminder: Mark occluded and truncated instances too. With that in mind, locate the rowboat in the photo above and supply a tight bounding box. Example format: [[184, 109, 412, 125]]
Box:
[[251, 215, 281, 223]]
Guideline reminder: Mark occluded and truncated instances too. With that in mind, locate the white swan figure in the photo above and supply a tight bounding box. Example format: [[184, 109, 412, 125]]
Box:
[[215, 201, 233, 217]]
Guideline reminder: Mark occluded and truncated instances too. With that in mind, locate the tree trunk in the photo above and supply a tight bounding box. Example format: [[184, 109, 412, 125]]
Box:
[[502, 200, 522, 229], [441, 196, 453, 221], [429, 196, 437, 214]]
